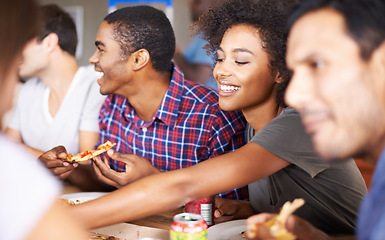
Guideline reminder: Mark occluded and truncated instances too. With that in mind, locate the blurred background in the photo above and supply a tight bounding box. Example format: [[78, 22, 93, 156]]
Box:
[[37, 0, 193, 66], [0, 0, 194, 130]]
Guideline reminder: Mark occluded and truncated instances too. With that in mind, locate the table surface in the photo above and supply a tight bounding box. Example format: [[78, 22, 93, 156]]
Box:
[[62, 183, 182, 239]]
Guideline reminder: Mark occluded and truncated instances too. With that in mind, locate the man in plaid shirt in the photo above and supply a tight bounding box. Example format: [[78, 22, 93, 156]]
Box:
[[39, 5, 248, 200], [93, 6, 248, 200], [96, 62, 247, 199]]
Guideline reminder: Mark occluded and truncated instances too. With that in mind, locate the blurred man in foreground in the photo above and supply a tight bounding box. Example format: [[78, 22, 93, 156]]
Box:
[[247, 0, 385, 239]]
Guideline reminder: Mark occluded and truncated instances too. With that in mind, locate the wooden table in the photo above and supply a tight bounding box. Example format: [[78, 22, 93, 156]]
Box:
[[128, 208, 182, 230], [62, 183, 183, 239]]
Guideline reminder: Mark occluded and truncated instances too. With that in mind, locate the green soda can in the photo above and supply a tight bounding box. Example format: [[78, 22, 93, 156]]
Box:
[[170, 213, 208, 240]]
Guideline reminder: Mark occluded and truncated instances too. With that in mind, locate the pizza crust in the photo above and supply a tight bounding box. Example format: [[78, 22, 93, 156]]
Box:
[[63, 141, 116, 163], [246, 198, 305, 240]]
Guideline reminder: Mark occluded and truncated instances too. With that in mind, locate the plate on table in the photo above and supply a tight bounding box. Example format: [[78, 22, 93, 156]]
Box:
[[208, 219, 246, 240], [60, 192, 107, 205]]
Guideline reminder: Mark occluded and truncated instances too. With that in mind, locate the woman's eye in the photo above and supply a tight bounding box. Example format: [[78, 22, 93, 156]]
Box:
[[215, 58, 224, 63], [235, 61, 248, 65]]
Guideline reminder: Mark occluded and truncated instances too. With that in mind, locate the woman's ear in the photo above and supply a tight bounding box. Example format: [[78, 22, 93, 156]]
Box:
[[132, 49, 150, 71], [274, 71, 283, 84]]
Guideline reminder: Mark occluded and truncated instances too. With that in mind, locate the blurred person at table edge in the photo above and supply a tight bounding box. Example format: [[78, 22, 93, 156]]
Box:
[[45, 0, 366, 235], [0, 0, 88, 239], [246, 0, 385, 239], [173, 0, 217, 89], [5, 4, 106, 158], [39, 5, 248, 199]]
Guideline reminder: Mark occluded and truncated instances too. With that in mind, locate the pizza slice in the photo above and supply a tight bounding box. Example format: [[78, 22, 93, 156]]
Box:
[[63, 140, 116, 163], [93, 140, 117, 157], [246, 198, 305, 240]]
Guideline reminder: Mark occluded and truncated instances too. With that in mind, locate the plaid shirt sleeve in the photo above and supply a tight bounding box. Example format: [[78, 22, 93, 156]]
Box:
[[209, 110, 247, 158], [207, 108, 249, 200]]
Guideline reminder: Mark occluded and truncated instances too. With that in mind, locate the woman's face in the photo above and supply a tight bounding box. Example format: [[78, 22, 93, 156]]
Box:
[[214, 24, 278, 112]]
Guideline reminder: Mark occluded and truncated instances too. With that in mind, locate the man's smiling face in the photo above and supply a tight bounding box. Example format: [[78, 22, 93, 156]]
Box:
[[89, 21, 134, 97]]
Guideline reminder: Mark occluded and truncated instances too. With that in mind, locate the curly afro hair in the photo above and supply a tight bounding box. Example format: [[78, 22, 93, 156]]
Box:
[[194, 0, 298, 107]]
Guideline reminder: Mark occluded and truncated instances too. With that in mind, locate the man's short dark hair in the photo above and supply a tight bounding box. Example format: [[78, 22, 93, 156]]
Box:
[[104, 5, 175, 72], [288, 0, 385, 61], [39, 4, 78, 56]]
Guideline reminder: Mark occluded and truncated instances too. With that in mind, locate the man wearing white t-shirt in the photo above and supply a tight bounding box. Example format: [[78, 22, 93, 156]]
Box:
[[5, 4, 105, 157]]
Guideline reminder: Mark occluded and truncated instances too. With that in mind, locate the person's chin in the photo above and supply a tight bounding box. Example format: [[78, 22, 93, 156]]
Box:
[[314, 143, 337, 161], [18, 72, 30, 79], [312, 132, 346, 161], [218, 101, 237, 112], [99, 87, 109, 96]]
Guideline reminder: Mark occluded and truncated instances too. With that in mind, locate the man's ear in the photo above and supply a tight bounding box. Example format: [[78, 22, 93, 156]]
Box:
[[368, 41, 385, 104], [377, 41, 385, 72], [132, 49, 150, 71], [42, 33, 59, 52], [370, 41, 385, 82]]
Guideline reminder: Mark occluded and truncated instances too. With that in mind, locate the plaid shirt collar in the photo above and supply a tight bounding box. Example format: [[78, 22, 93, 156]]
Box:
[[123, 64, 184, 129]]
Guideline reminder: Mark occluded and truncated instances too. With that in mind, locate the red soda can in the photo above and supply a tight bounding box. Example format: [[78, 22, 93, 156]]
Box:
[[185, 196, 215, 226], [170, 213, 208, 240]]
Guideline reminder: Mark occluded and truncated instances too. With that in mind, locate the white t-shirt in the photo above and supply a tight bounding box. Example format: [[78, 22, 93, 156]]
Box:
[[0, 134, 61, 240], [8, 65, 106, 153]]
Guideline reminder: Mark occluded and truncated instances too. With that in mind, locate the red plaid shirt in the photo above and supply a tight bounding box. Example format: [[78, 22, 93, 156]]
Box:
[[98, 65, 248, 200]]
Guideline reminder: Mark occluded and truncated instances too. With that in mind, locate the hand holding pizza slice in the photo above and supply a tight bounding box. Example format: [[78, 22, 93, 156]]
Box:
[[246, 198, 305, 240], [63, 140, 116, 163]]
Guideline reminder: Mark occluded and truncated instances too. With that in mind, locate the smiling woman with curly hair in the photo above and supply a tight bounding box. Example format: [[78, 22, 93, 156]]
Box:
[[69, 0, 366, 235], [194, 0, 293, 108]]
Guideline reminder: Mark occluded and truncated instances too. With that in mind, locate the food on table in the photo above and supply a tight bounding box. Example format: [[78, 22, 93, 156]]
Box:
[[62, 140, 116, 163], [246, 198, 305, 240], [61, 198, 91, 206], [60, 192, 107, 207], [89, 232, 117, 240]]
